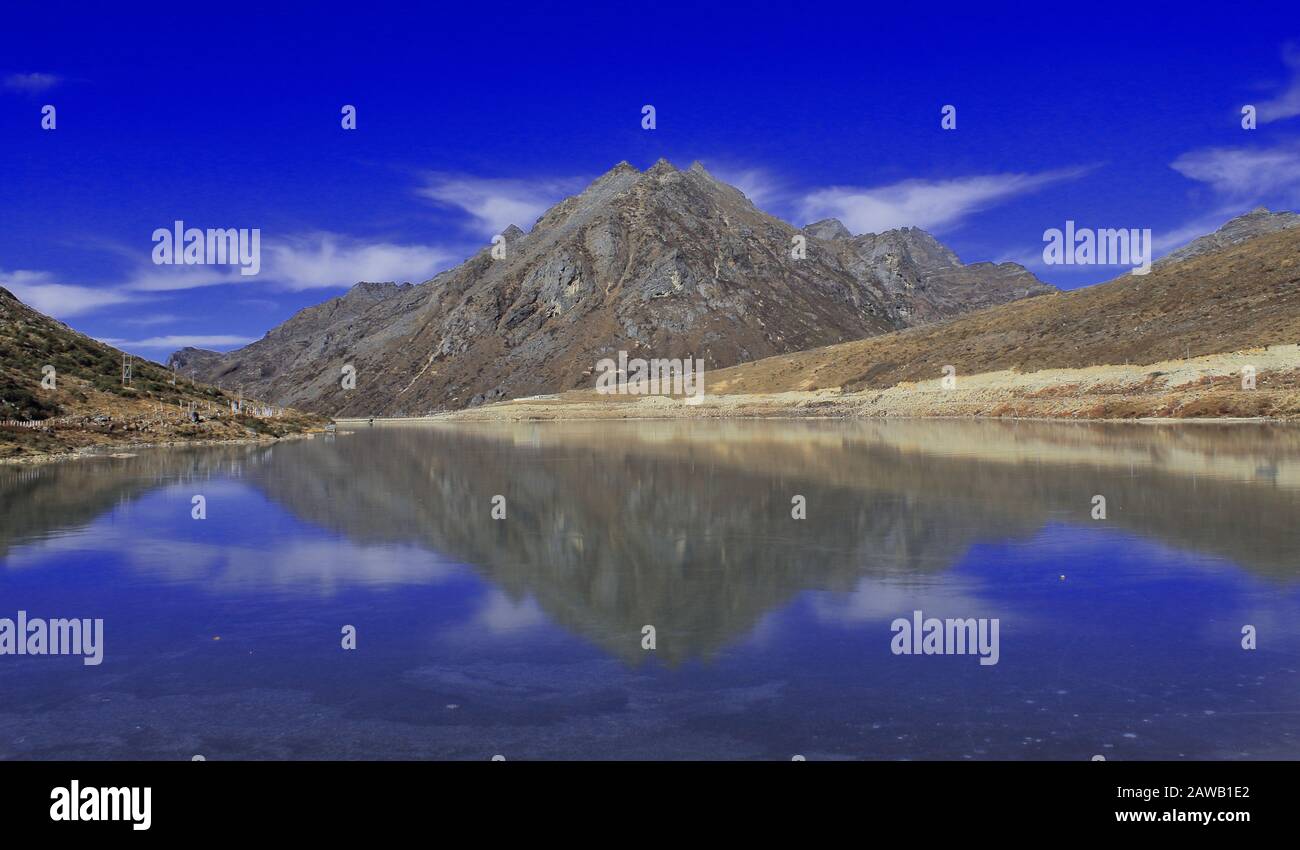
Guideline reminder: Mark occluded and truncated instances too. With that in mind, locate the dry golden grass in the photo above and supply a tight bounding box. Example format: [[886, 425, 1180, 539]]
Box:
[[706, 229, 1300, 396]]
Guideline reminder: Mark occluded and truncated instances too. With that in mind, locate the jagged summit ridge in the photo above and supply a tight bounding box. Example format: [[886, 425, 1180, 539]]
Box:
[[169, 160, 1056, 416], [804, 219, 853, 241]]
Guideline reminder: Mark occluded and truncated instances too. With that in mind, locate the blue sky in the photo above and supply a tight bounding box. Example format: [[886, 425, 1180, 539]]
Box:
[[2, 2, 1299, 360]]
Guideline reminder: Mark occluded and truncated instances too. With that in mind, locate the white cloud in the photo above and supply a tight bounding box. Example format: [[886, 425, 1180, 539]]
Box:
[[124, 264, 243, 292], [1170, 142, 1300, 202], [417, 173, 585, 236], [1159, 140, 1300, 258], [264, 233, 453, 290], [118, 313, 183, 327], [1255, 43, 1300, 124], [97, 334, 254, 350], [475, 590, 549, 633], [124, 233, 454, 292], [809, 576, 1004, 626], [799, 167, 1089, 235], [3, 72, 59, 93], [6, 515, 460, 592], [0, 269, 136, 317]]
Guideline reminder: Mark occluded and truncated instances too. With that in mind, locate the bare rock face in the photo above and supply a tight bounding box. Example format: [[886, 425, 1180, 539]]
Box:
[[167, 347, 225, 376], [825, 226, 1049, 326], [1158, 207, 1300, 267], [803, 218, 853, 241], [172, 160, 1054, 415]]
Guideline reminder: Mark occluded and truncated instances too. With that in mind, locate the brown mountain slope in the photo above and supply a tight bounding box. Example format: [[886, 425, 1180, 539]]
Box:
[[171, 160, 1052, 415], [706, 224, 1300, 396], [0, 288, 323, 459]]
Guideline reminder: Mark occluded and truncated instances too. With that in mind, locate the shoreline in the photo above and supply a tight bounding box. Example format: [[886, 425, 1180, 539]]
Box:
[[338, 411, 1295, 426], [394, 345, 1300, 426], [19, 348, 1296, 457], [341, 413, 1295, 423], [0, 429, 328, 467]]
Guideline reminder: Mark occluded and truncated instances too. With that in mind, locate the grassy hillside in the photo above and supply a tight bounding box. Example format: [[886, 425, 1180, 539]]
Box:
[[706, 228, 1300, 395], [0, 288, 326, 459]]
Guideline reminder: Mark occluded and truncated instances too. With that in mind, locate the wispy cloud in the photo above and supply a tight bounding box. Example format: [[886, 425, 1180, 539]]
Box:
[[124, 264, 243, 292], [3, 72, 60, 94], [124, 233, 454, 292], [1255, 43, 1300, 124], [264, 233, 453, 290], [0, 269, 137, 317], [118, 313, 183, 327], [1151, 139, 1300, 259], [1170, 141, 1300, 203], [97, 334, 254, 350], [417, 173, 585, 236], [3, 227, 455, 334], [798, 167, 1090, 235], [474, 590, 549, 633]]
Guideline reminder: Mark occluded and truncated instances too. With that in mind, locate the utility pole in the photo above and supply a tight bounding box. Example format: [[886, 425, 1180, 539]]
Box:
[[121, 353, 132, 387]]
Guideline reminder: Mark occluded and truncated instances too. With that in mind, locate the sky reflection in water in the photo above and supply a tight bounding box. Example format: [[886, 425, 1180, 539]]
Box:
[[1, 420, 1298, 760]]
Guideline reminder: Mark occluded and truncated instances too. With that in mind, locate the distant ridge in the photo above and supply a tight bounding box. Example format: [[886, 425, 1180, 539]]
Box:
[[705, 217, 1300, 396], [1159, 207, 1300, 267]]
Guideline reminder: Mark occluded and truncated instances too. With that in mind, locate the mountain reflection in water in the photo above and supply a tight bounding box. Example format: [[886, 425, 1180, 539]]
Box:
[[1, 420, 1298, 759]]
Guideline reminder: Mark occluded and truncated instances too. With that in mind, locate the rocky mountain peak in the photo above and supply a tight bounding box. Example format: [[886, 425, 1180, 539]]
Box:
[[166, 346, 224, 372], [645, 157, 678, 176], [531, 163, 643, 234], [170, 160, 1056, 416], [853, 226, 962, 270], [804, 219, 853, 241]]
